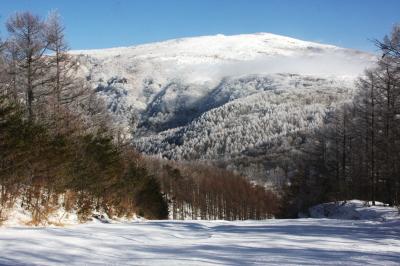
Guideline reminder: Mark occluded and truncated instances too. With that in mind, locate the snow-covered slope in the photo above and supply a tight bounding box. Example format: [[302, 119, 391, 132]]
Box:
[[73, 33, 376, 184], [73, 33, 374, 113], [1, 219, 399, 265], [0, 198, 138, 227]]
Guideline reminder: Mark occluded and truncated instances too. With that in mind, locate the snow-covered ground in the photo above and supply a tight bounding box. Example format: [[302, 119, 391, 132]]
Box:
[[1, 219, 399, 265], [308, 200, 399, 221]]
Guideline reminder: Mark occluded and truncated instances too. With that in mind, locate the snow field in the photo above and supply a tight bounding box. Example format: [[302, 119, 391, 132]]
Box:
[[1, 218, 399, 265]]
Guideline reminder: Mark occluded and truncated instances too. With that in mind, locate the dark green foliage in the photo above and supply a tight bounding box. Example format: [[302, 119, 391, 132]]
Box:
[[108, 163, 169, 219], [0, 98, 169, 223], [67, 133, 122, 194], [131, 170, 169, 219]]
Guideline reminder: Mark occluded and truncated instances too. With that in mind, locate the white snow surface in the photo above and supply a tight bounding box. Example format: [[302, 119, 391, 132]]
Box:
[[73, 32, 374, 79], [1, 218, 399, 265], [1, 200, 399, 265], [309, 200, 399, 221], [0, 197, 138, 227]]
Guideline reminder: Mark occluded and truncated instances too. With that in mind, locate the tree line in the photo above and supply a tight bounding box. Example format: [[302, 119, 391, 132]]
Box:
[[282, 25, 400, 217], [147, 159, 279, 220]]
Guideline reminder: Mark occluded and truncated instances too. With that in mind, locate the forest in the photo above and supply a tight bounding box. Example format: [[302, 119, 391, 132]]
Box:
[[283, 25, 400, 216]]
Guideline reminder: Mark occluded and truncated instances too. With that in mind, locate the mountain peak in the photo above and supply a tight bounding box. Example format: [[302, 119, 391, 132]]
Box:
[[71, 32, 365, 59], [73, 32, 375, 81]]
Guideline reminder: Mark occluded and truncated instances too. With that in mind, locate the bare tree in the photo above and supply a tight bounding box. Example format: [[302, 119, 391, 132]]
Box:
[[45, 11, 83, 109], [283, 25, 400, 214], [6, 12, 48, 120], [0, 37, 6, 92], [376, 24, 400, 59]]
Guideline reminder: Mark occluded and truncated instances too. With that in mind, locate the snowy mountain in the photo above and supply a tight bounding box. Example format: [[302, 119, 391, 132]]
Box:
[[72, 33, 376, 184]]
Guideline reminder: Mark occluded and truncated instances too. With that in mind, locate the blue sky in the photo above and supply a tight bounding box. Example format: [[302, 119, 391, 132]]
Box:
[[0, 0, 399, 52]]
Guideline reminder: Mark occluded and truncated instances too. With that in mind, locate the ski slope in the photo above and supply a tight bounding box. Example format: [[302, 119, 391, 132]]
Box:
[[1, 218, 399, 265]]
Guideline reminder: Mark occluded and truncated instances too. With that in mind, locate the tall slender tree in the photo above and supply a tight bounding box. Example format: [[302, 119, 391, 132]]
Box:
[[6, 12, 48, 120]]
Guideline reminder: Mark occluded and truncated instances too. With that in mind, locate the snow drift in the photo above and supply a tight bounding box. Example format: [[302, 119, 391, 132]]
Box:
[[308, 200, 399, 221]]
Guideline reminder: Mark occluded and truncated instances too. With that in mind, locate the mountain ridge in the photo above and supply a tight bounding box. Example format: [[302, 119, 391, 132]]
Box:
[[72, 33, 376, 184], [71, 32, 368, 56]]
